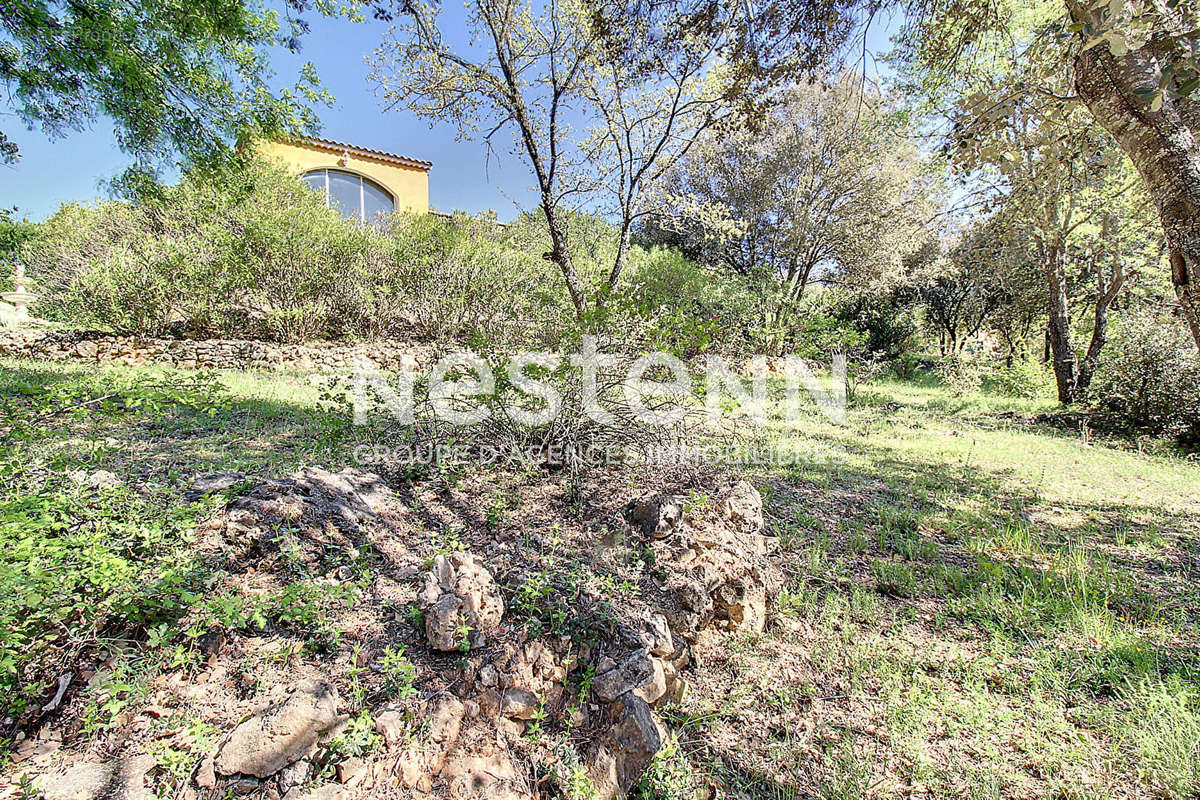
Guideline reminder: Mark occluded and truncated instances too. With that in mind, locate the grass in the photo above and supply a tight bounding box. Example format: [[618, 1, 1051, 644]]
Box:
[[668, 371, 1200, 799], [2, 357, 1199, 798], [0, 359, 371, 735]]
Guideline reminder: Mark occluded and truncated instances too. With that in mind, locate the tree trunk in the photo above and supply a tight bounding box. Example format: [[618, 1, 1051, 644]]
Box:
[[1045, 242, 1079, 404], [1077, 261, 1125, 394], [605, 216, 635, 298], [541, 198, 587, 319], [1070, 5, 1200, 352]]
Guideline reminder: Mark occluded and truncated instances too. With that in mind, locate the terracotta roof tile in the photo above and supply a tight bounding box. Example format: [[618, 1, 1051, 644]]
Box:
[[296, 136, 433, 170]]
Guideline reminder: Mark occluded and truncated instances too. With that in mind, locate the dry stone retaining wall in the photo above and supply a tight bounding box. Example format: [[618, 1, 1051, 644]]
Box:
[[0, 329, 430, 372]]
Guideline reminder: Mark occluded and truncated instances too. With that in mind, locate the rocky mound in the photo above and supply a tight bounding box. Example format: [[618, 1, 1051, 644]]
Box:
[[10, 467, 781, 800]]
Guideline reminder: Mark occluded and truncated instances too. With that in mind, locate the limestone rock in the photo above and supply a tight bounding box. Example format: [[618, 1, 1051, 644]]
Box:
[[215, 681, 339, 778], [626, 493, 685, 538], [427, 695, 466, 748], [441, 751, 524, 799], [335, 757, 366, 785], [41, 761, 112, 800], [587, 694, 665, 800], [277, 759, 312, 794], [640, 484, 783, 639], [592, 649, 665, 704], [373, 707, 410, 746], [500, 688, 539, 720], [636, 612, 675, 657], [720, 480, 764, 532], [418, 553, 505, 650], [190, 472, 247, 497]]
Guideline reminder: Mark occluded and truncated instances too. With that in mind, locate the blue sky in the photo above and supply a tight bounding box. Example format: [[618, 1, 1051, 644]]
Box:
[[2, 12, 542, 222], [2, 9, 900, 223]]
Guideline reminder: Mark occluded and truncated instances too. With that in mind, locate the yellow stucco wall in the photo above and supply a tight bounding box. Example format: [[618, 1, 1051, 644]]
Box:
[[256, 138, 430, 214]]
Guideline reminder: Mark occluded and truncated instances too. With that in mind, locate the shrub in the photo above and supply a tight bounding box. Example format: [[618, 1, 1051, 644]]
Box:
[[1088, 309, 1200, 448], [22, 163, 580, 344], [832, 291, 918, 359], [24, 162, 393, 341], [982, 358, 1055, 399], [379, 212, 571, 349], [1, 208, 38, 290], [599, 247, 779, 357], [937, 352, 986, 396]]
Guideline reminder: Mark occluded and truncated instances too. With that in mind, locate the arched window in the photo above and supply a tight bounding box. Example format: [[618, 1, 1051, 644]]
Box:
[[301, 169, 395, 222]]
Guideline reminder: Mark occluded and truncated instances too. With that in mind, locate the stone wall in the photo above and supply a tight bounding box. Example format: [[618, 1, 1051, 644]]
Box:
[[0, 329, 431, 372]]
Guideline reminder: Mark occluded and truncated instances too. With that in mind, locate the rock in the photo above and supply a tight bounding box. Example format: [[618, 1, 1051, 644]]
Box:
[[294, 787, 344, 800], [195, 628, 225, 659], [661, 662, 688, 705], [587, 694, 664, 800], [277, 759, 312, 794], [712, 567, 770, 631], [219, 468, 395, 542], [427, 695, 466, 746], [418, 553, 505, 651], [335, 758, 366, 785], [627, 493, 684, 537], [215, 680, 339, 778], [230, 777, 261, 796], [500, 689, 539, 720], [441, 751, 523, 799], [373, 707, 410, 746], [644, 483, 783, 639], [395, 747, 423, 788], [41, 761, 112, 800], [195, 756, 217, 789], [592, 650, 665, 704], [631, 659, 667, 705], [637, 612, 675, 657], [191, 472, 247, 496], [477, 663, 499, 687], [720, 480, 763, 532], [68, 469, 120, 490], [105, 755, 156, 800]]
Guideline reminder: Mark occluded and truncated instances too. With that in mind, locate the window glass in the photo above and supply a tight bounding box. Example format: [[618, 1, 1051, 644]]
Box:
[[362, 179, 395, 221], [301, 171, 326, 198], [299, 169, 395, 222], [327, 171, 362, 219]]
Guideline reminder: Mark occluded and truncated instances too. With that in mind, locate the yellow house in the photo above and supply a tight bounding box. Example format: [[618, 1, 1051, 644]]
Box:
[[256, 136, 432, 219]]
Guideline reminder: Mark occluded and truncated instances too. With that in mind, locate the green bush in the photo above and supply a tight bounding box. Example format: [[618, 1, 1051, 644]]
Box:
[[22, 161, 900, 358], [832, 291, 918, 359], [24, 162, 393, 341], [1088, 309, 1200, 448], [379, 212, 571, 349], [1, 208, 38, 292], [606, 247, 777, 356], [982, 358, 1055, 399], [22, 163, 577, 344]]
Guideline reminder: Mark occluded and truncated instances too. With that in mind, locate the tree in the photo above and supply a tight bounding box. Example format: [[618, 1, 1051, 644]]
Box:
[[369, 0, 859, 319], [1065, 0, 1200, 352], [893, 0, 1200, 352], [643, 75, 930, 306], [0, 0, 329, 185], [956, 216, 1045, 364], [907, 234, 1003, 354], [891, 7, 1162, 401], [0, 208, 37, 264]]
